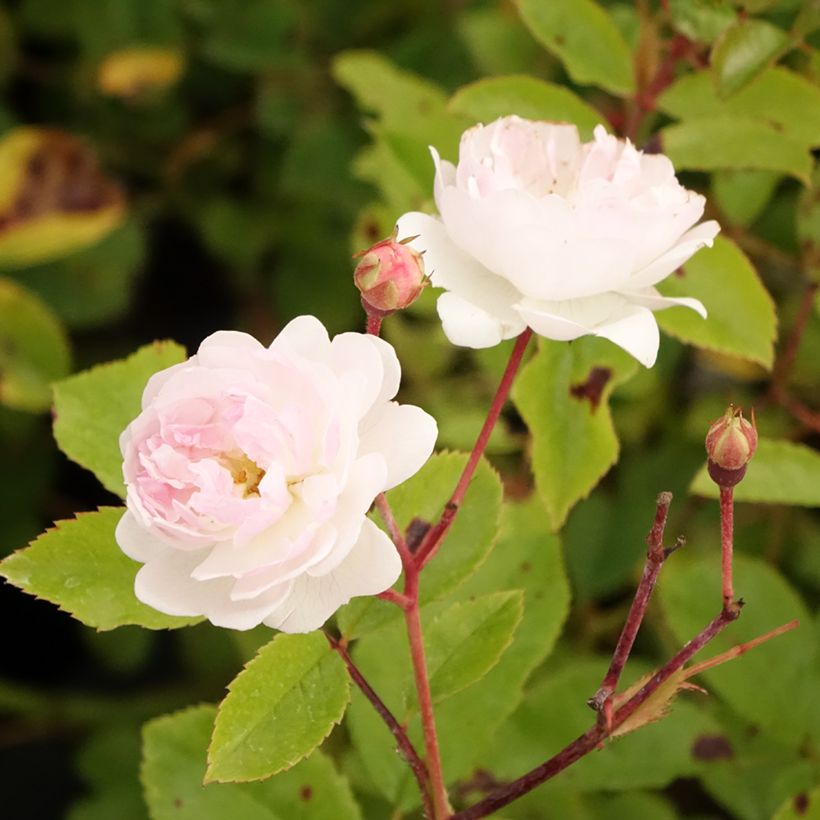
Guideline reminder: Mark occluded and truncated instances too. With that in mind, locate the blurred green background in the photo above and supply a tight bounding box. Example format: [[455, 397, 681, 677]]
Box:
[[1, 0, 819, 818]]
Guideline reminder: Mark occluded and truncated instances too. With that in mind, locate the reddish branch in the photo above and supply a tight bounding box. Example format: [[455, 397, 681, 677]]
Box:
[[325, 631, 434, 820], [588, 492, 681, 726], [415, 329, 533, 569], [720, 487, 735, 612]]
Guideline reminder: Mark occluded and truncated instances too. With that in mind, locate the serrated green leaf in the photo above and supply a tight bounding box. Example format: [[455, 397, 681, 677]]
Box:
[[143, 705, 361, 820], [690, 438, 820, 506], [515, 0, 634, 95], [661, 115, 812, 183], [207, 632, 349, 783], [659, 553, 814, 746], [482, 657, 717, 791], [448, 76, 602, 139], [512, 337, 637, 530], [659, 67, 820, 148], [0, 276, 70, 412], [337, 452, 503, 639], [711, 19, 790, 98], [52, 340, 187, 496], [0, 507, 197, 630], [668, 0, 735, 44], [656, 236, 777, 368], [712, 170, 781, 228], [422, 590, 524, 705]]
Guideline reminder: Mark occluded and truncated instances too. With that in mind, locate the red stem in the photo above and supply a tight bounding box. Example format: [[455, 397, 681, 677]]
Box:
[[366, 313, 383, 336], [324, 632, 434, 819], [453, 608, 744, 820], [405, 568, 451, 818], [375, 492, 413, 571], [416, 329, 532, 569], [720, 486, 734, 612], [588, 492, 676, 724]]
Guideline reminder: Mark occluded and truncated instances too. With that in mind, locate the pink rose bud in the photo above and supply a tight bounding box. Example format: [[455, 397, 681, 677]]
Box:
[[706, 406, 758, 488], [354, 234, 426, 316]]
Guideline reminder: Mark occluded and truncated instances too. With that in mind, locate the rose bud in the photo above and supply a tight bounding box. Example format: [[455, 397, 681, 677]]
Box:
[[354, 233, 426, 316], [706, 406, 758, 488]]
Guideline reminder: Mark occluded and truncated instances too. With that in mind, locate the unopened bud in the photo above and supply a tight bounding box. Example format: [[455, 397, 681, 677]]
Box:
[[706, 406, 757, 488], [354, 233, 426, 316]]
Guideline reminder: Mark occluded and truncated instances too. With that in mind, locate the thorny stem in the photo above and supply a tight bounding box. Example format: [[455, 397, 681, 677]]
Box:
[[588, 492, 678, 726], [324, 632, 434, 820], [415, 329, 533, 569], [720, 487, 735, 612], [405, 569, 451, 819]]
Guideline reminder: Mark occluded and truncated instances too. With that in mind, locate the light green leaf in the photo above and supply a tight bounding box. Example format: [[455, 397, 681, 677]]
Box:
[[483, 657, 717, 790], [659, 553, 815, 746], [144, 705, 361, 820], [0, 276, 70, 412], [711, 19, 790, 98], [422, 591, 524, 705], [690, 438, 820, 506], [712, 170, 781, 228], [659, 67, 820, 148], [456, 6, 542, 76], [0, 507, 198, 630], [656, 235, 777, 368], [448, 76, 602, 139], [207, 633, 349, 783], [52, 340, 187, 496], [774, 786, 820, 820], [668, 0, 735, 44], [337, 452, 503, 638], [512, 337, 637, 530], [515, 0, 634, 95], [661, 115, 813, 183]]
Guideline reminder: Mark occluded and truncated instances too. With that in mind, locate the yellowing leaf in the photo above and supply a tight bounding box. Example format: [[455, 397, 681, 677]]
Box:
[[97, 46, 185, 98]]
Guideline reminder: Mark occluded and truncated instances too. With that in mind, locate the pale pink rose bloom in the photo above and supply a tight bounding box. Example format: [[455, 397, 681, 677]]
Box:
[[397, 116, 720, 367], [116, 316, 437, 632]]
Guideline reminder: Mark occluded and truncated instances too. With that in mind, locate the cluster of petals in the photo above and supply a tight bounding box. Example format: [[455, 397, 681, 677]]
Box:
[[116, 316, 437, 633], [397, 116, 720, 367]]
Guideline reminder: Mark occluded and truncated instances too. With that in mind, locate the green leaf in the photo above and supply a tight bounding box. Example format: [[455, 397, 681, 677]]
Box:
[[797, 164, 820, 282], [422, 591, 524, 705], [661, 115, 813, 183], [658, 67, 820, 148], [512, 337, 637, 530], [656, 235, 777, 368], [659, 553, 815, 746], [690, 438, 820, 506], [482, 657, 717, 790], [52, 340, 187, 496], [0, 507, 197, 630], [337, 452, 503, 638], [712, 170, 781, 228], [668, 0, 735, 44], [774, 786, 820, 820], [711, 19, 790, 98], [448, 76, 602, 139], [456, 6, 543, 76], [207, 632, 349, 783], [144, 705, 361, 820], [515, 0, 634, 95], [0, 276, 70, 412]]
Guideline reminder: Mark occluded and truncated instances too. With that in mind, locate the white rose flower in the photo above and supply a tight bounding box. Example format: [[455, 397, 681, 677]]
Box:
[[397, 116, 720, 367], [115, 316, 437, 633]]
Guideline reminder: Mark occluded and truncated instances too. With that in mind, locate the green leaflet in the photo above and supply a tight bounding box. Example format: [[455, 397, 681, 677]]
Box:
[[144, 705, 361, 819], [657, 236, 777, 369], [206, 632, 350, 783], [0, 507, 198, 630], [515, 0, 634, 96], [53, 340, 187, 496], [512, 336, 637, 531]]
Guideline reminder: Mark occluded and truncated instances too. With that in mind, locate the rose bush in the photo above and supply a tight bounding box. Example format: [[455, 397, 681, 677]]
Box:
[[397, 116, 720, 367], [115, 315, 437, 632]]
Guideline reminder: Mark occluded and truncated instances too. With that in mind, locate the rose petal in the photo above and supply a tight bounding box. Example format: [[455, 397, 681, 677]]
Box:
[[629, 221, 720, 289], [436, 291, 525, 349]]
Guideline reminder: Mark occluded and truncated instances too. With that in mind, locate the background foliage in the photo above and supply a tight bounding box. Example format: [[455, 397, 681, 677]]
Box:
[[1, 0, 819, 818]]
